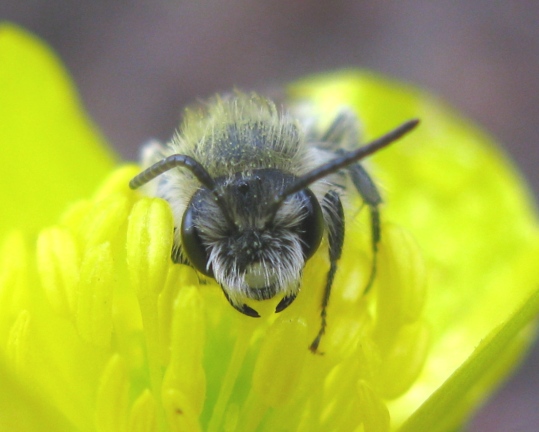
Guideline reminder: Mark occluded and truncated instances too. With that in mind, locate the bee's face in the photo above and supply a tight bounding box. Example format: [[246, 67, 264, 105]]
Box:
[[180, 169, 324, 306]]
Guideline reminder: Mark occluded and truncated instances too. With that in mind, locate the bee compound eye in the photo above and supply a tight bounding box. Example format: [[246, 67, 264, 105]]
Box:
[[298, 189, 324, 261], [181, 205, 214, 277]]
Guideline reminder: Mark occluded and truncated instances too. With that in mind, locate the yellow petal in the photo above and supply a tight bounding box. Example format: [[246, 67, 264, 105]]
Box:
[[291, 70, 539, 427], [398, 285, 539, 432], [0, 24, 115, 239], [0, 356, 74, 432]]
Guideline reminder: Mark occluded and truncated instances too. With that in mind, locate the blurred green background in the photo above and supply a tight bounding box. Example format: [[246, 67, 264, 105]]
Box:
[[1, 2, 537, 430]]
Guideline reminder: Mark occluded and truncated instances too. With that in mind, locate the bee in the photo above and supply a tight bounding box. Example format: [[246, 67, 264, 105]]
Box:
[[129, 92, 418, 352]]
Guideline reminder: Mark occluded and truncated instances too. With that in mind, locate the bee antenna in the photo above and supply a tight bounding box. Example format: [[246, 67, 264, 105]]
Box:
[[130, 154, 237, 227], [130, 154, 218, 190], [268, 119, 419, 215]]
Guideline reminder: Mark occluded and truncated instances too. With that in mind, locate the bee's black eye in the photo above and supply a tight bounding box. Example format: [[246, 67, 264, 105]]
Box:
[[181, 205, 214, 277], [297, 189, 324, 261]]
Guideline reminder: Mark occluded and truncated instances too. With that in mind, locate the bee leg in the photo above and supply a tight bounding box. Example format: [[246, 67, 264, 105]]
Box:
[[220, 287, 260, 318], [324, 113, 382, 294], [171, 228, 190, 265], [310, 190, 345, 353], [171, 244, 186, 264], [347, 162, 382, 294]]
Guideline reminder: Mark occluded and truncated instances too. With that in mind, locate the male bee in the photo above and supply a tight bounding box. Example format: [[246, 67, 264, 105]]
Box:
[[130, 92, 418, 352]]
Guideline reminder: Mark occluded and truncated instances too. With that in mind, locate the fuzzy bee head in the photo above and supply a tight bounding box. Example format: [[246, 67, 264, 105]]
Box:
[[180, 168, 324, 315]]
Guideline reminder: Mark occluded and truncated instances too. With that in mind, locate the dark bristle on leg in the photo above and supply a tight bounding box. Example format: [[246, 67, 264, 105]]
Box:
[[310, 190, 345, 354], [363, 206, 380, 293], [347, 163, 383, 294]]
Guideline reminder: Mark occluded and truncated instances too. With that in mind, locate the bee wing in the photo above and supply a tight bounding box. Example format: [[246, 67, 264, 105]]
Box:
[[140, 139, 167, 168], [287, 102, 364, 152]]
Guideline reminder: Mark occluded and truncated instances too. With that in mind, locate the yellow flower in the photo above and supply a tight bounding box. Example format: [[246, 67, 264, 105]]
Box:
[[1, 24, 539, 432]]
